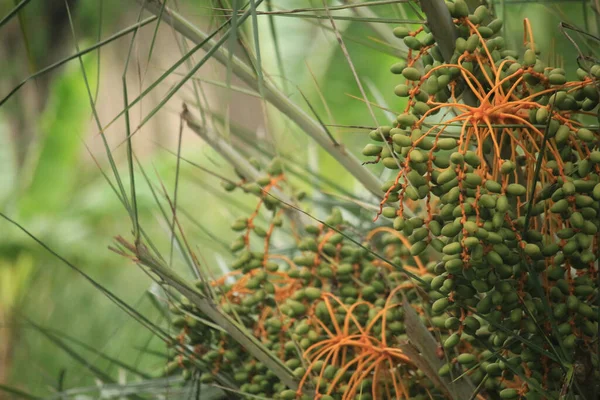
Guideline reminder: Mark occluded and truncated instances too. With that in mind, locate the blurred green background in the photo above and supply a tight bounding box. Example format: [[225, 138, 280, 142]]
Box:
[[0, 0, 598, 398]]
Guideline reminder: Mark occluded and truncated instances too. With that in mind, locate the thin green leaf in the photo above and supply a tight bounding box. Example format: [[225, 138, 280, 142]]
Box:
[[278, 14, 419, 24], [202, 107, 360, 200], [0, 384, 39, 400], [226, 0, 240, 94], [25, 319, 124, 390], [401, 301, 476, 399], [142, 0, 167, 82], [0, 0, 31, 31], [115, 236, 309, 394], [182, 108, 305, 227], [215, 1, 412, 15], [419, 0, 457, 61], [133, 2, 262, 135], [263, 191, 426, 284], [265, 0, 287, 91], [467, 374, 488, 400], [44, 377, 218, 400], [92, 0, 103, 104], [475, 337, 557, 399], [13, 0, 34, 73], [298, 88, 338, 146], [344, 0, 410, 58], [0, 212, 173, 343], [136, 0, 384, 197], [64, 0, 134, 245], [30, 325, 153, 380], [0, 16, 157, 107], [169, 116, 185, 266], [121, 5, 144, 243], [135, 157, 197, 275], [249, 0, 264, 95]]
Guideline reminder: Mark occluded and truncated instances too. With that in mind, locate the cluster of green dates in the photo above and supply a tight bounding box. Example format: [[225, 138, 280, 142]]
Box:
[[359, 0, 600, 398], [161, 0, 600, 399], [167, 205, 445, 399]]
